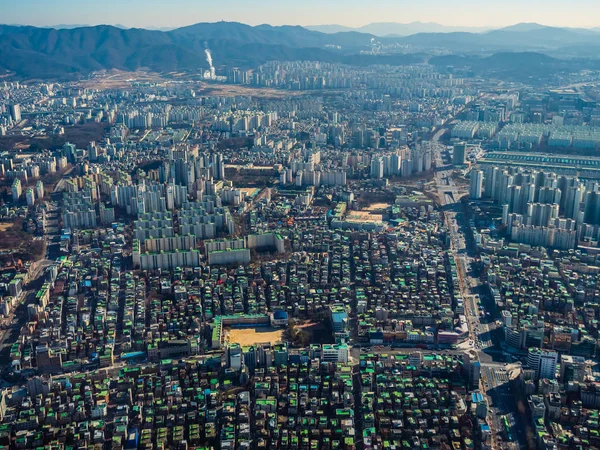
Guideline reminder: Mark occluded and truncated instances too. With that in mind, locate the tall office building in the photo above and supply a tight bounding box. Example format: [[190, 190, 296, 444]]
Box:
[[528, 348, 558, 380], [36, 180, 44, 200], [584, 190, 600, 225], [25, 188, 35, 206], [507, 185, 521, 212], [565, 185, 585, 220], [9, 104, 21, 122], [166, 184, 175, 211], [528, 203, 559, 227], [538, 187, 562, 205], [496, 171, 514, 205], [212, 153, 225, 180], [484, 166, 499, 198], [370, 157, 384, 179], [470, 170, 483, 199], [453, 142, 466, 165], [11, 179, 22, 202], [518, 183, 536, 215]]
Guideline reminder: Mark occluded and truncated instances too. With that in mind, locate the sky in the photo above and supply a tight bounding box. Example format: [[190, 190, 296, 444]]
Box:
[[2, 0, 600, 29]]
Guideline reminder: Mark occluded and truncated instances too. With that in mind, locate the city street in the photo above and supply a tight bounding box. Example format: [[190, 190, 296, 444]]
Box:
[[429, 138, 527, 449], [0, 259, 54, 367]]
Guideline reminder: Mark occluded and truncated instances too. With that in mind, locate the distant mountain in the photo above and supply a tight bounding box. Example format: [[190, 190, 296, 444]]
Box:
[[496, 22, 600, 34], [305, 24, 354, 34], [0, 21, 599, 81], [143, 26, 177, 32], [359, 22, 490, 36], [4, 23, 97, 29], [37, 24, 180, 31], [305, 22, 490, 37], [308, 22, 490, 36], [391, 23, 600, 53], [430, 52, 600, 82], [36, 23, 131, 30], [44, 24, 93, 29], [483, 25, 600, 47], [309, 21, 600, 38], [0, 22, 404, 79], [171, 22, 373, 48], [431, 51, 558, 70], [496, 22, 549, 32]]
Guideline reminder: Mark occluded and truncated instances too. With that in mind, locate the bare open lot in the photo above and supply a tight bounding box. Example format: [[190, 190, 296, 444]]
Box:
[[76, 70, 168, 89], [226, 327, 284, 346], [364, 202, 392, 212], [79, 70, 303, 98], [346, 211, 384, 223], [198, 82, 302, 98], [0, 219, 45, 264]]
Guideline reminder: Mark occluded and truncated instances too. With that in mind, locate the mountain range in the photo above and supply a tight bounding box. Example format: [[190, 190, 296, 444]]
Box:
[[389, 24, 600, 52], [307, 21, 600, 37], [0, 22, 380, 79], [307, 22, 492, 36], [0, 21, 599, 81]]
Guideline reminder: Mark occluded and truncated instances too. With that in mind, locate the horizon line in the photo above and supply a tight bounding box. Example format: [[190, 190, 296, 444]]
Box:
[[2, 20, 598, 31]]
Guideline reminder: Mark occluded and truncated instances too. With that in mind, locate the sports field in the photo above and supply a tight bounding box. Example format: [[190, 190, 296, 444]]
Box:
[[226, 327, 284, 346]]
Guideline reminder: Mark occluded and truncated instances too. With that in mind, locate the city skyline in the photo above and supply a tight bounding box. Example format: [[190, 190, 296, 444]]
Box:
[[2, 1, 600, 449], [2, 0, 600, 30]]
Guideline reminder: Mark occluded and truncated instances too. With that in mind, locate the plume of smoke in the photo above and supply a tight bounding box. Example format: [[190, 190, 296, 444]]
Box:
[[205, 49, 213, 69], [205, 48, 216, 79]]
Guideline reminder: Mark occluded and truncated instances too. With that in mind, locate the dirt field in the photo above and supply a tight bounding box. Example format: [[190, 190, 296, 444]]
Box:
[[198, 82, 302, 98], [364, 202, 392, 211], [0, 220, 27, 249], [346, 211, 383, 223], [0, 219, 45, 263], [226, 327, 284, 346], [0, 122, 108, 152], [77, 70, 168, 89], [79, 70, 303, 98]]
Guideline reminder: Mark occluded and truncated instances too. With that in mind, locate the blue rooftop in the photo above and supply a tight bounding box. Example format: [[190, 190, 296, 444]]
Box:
[[332, 311, 347, 323], [274, 311, 289, 320], [471, 393, 484, 403]]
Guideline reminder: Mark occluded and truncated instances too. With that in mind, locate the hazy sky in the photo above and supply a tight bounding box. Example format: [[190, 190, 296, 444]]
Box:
[[2, 0, 600, 29]]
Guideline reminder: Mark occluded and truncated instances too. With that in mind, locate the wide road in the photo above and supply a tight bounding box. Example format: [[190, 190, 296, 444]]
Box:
[[481, 364, 522, 450], [0, 259, 54, 368], [429, 138, 527, 449]]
